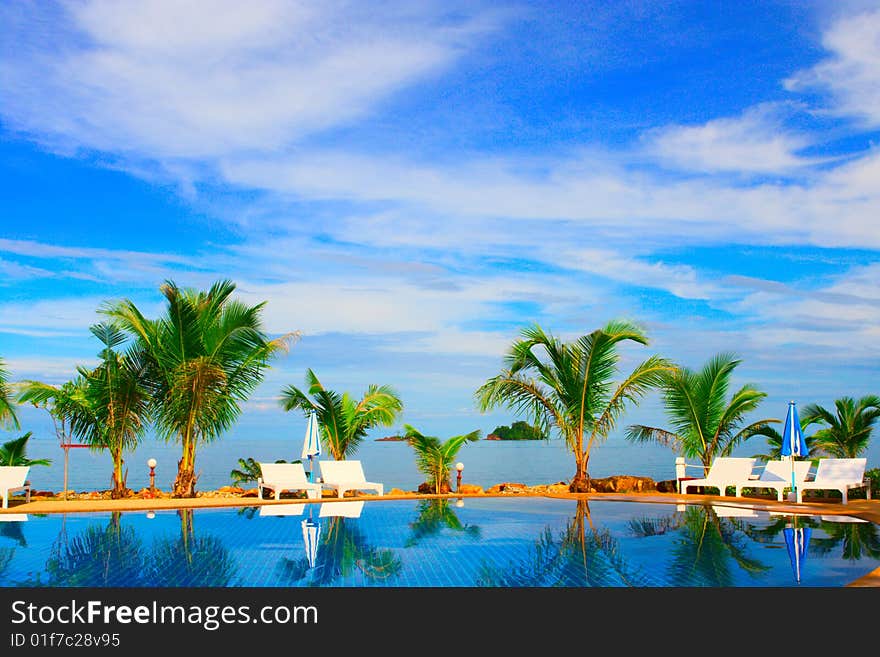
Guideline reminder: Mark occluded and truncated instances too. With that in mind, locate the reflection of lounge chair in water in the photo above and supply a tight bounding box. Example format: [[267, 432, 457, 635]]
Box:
[[259, 503, 307, 517], [0, 514, 27, 522], [319, 501, 364, 518], [713, 505, 770, 519]]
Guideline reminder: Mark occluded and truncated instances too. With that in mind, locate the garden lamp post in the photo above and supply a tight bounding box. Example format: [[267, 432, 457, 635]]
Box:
[[147, 458, 157, 497], [455, 462, 464, 493]]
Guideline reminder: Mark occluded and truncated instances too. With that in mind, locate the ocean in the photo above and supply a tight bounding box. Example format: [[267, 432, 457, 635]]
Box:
[[17, 431, 682, 494], [15, 427, 880, 495]]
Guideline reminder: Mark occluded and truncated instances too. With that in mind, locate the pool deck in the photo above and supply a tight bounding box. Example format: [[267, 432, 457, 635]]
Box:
[[3, 489, 879, 587]]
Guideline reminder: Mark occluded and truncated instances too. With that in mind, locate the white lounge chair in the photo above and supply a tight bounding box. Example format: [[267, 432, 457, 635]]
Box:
[[257, 462, 322, 501], [795, 458, 871, 504], [318, 460, 383, 498], [0, 466, 31, 509], [735, 459, 812, 502], [679, 457, 756, 497]]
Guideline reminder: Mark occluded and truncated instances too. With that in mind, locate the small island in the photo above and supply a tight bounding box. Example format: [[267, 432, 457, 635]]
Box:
[[375, 435, 408, 442], [486, 420, 547, 441]]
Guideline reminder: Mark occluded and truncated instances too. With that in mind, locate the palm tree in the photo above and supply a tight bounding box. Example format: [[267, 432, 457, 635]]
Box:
[[280, 369, 403, 461], [0, 432, 51, 467], [800, 395, 880, 458], [0, 357, 19, 430], [104, 279, 295, 497], [476, 321, 673, 492], [749, 420, 825, 463], [403, 424, 480, 493], [625, 353, 777, 473], [76, 323, 152, 498]]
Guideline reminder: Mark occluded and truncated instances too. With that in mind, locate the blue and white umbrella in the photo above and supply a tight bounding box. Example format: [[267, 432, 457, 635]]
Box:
[[783, 518, 811, 583], [780, 401, 808, 501], [301, 517, 321, 569], [301, 411, 321, 481]]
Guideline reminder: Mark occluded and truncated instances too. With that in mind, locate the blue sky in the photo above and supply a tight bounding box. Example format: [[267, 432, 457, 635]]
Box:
[[1, 0, 879, 449]]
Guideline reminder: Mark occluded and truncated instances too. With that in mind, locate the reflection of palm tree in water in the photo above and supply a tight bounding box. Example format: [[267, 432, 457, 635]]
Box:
[[280, 515, 401, 586], [663, 505, 770, 586], [808, 518, 880, 562], [43, 512, 147, 586], [478, 501, 778, 587], [0, 519, 27, 583], [476, 499, 653, 586], [147, 509, 237, 587], [406, 499, 480, 547]]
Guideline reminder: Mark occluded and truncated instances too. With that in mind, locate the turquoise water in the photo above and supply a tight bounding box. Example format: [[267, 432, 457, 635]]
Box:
[[2, 498, 879, 587]]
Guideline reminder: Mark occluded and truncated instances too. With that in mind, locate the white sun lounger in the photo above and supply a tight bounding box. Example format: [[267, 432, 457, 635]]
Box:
[[318, 460, 383, 498], [0, 466, 31, 509], [257, 462, 322, 501], [735, 459, 812, 502], [795, 458, 870, 504], [679, 457, 756, 497]]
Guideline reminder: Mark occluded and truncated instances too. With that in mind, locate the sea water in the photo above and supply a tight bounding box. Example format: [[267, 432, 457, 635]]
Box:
[[14, 432, 680, 494]]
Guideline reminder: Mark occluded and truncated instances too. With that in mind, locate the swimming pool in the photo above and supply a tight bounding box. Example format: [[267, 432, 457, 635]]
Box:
[[2, 498, 878, 587]]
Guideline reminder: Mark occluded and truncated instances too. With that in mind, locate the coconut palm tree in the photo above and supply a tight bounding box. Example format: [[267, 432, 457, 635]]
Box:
[[78, 323, 152, 498], [18, 324, 151, 498], [280, 369, 403, 461], [403, 424, 480, 493], [625, 353, 778, 473], [104, 279, 295, 497], [800, 395, 880, 458], [476, 321, 673, 492], [0, 357, 19, 430]]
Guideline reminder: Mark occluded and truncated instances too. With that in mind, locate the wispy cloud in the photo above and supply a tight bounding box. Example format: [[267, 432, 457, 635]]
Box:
[[0, 0, 502, 162], [785, 8, 880, 126], [642, 103, 822, 175]]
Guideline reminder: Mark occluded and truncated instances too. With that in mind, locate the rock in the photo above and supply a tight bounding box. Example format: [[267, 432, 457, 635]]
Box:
[[417, 481, 453, 494], [386, 488, 408, 496], [485, 434, 501, 440], [547, 483, 569, 494], [486, 482, 528, 494], [240, 489, 259, 498], [217, 485, 245, 495], [458, 484, 484, 495], [588, 475, 657, 493], [656, 479, 678, 493]]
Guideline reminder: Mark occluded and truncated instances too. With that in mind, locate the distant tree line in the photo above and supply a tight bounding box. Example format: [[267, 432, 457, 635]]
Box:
[[489, 420, 546, 441]]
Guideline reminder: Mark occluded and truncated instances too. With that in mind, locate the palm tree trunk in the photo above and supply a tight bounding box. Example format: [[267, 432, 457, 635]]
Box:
[[569, 446, 591, 493], [111, 448, 126, 499], [173, 437, 198, 498]]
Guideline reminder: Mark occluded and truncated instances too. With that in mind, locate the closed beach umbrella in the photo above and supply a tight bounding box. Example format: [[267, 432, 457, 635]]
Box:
[[301, 411, 321, 481], [301, 517, 320, 569], [780, 401, 808, 501], [783, 517, 811, 583]]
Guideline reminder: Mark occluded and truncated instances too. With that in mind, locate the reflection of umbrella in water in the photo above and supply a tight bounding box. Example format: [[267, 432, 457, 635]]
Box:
[[301, 517, 320, 569], [783, 517, 811, 584], [780, 401, 808, 502], [301, 411, 321, 482]]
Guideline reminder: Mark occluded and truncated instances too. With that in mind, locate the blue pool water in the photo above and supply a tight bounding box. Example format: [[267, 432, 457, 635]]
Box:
[[1, 498, 878, 587]]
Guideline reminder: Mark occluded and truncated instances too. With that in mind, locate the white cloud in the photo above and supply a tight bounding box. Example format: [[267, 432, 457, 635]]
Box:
[[0, 298, 108, 337], [0, 0, 498, 160], [563, 248, 721, 300], [643, 104, 819, 174], [785, 9, 880, 126]]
